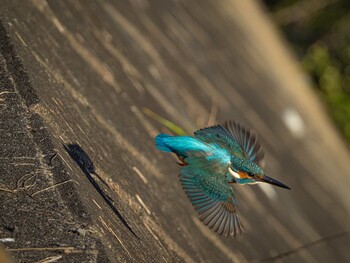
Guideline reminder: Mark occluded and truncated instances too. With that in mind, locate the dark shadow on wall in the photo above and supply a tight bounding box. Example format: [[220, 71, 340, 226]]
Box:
[[63, 143, 139, 239]]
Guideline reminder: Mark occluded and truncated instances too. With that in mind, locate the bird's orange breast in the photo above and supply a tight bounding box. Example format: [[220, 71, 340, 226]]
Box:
[[238, 171, 250, 179]]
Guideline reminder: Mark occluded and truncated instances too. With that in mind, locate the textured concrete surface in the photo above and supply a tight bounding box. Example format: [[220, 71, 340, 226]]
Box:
[[1, 0, 350, 262]]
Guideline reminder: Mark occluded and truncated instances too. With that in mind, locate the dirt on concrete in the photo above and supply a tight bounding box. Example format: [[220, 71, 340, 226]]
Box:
[[0, 0, 350, 262]]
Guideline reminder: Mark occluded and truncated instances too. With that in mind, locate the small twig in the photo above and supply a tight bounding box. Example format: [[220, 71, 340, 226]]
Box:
[[99, 216, 132, 257], [22, 173, 38, 191], [0, 238, 15, 243], [6, 246, 77, 252], [0, 91, 16, 96], [36, 255, 62, 263], [0, 186, 16, 194], [0, 170, 41, 194], [254, 230, 350, 262], [31, 179, 78, 197]]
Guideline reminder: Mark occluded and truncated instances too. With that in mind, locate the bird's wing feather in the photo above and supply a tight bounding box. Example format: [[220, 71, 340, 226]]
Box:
[[179, 163, 244, 237], [194, 120, 264, 165]]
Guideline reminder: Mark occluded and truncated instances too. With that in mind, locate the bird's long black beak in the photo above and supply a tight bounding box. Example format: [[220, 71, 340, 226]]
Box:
[[260, 175, 291, 190]]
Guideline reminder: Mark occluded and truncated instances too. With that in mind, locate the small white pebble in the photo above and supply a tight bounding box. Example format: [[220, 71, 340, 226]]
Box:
[[136, 194, 151, 215], [282, 108, 305, 138], [0, 238, 15, 243]]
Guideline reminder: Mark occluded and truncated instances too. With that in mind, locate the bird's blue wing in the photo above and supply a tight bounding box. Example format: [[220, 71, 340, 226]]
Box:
[[194, 121, 264, 165], [179, 164, 244, 237]]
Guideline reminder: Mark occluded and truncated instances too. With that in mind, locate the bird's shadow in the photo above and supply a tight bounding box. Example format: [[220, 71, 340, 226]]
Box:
[[63, 143, 139, 239]]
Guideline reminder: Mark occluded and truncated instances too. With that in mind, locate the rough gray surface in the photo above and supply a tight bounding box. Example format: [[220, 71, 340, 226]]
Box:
[[1, 0, 350, 262]]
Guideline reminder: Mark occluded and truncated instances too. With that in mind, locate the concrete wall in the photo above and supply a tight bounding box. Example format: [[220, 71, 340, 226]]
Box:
[[1, 0, 349, 262]]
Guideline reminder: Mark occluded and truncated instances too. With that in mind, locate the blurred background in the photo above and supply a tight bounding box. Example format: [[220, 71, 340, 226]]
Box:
[[1, 0, 350, 262], [263, 0, 350, 145]]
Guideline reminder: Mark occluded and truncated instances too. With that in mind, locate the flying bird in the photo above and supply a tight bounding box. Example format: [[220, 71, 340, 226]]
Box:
[[155, 120, 290, 237]]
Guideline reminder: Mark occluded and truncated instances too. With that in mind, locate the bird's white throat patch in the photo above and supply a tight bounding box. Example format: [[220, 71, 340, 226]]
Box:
[[228, 167, 241, 179]]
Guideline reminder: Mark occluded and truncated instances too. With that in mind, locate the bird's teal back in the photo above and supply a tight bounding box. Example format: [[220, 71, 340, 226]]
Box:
[[155, 133, 231, 172], [155, 134, 211, 154]]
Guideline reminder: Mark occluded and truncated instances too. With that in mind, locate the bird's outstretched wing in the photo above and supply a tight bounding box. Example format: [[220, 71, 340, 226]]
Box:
[[179, 161, 244, 237], [194, 120, 264, 165]]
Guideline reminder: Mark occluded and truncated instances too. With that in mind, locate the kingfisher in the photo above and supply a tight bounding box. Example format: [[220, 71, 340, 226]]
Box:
[[155, 120, 290, 237]]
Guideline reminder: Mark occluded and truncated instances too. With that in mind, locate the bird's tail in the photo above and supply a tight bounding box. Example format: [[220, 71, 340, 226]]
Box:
[[155, 134, 173, 152]]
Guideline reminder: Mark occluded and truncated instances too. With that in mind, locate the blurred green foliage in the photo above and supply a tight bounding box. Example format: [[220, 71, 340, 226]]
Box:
[[143, 108, 188, 136], [263, 0, 350, 143]]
